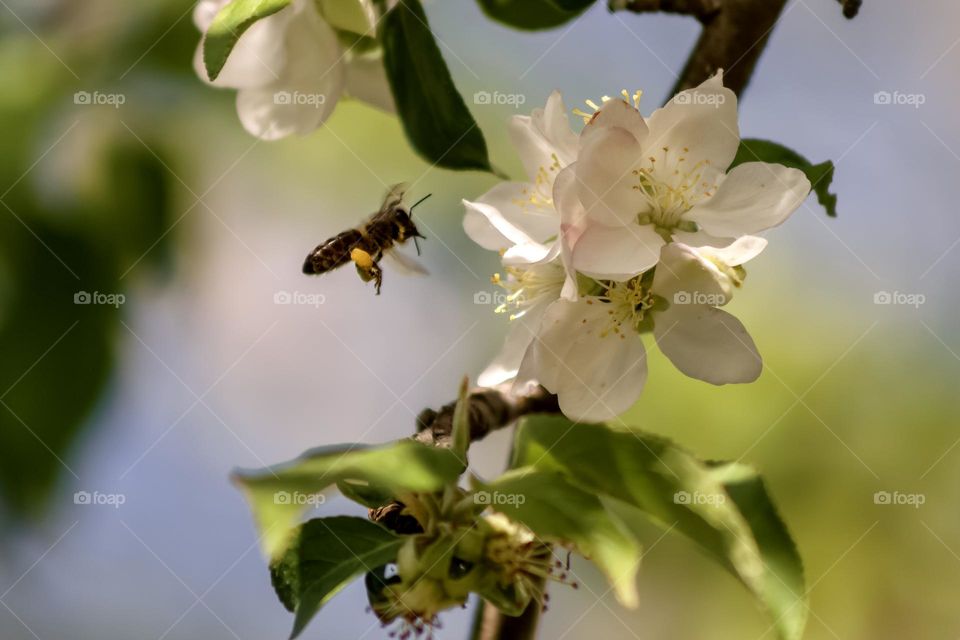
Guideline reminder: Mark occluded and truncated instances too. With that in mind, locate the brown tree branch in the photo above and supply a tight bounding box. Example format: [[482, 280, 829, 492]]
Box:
[[837, 0, 861, 19], [618, 0, 860, 97], [368, 385, 558, 639], [670, 0, 790, 96], [413, 385, 559, 448], [368, 384, 558, 529]]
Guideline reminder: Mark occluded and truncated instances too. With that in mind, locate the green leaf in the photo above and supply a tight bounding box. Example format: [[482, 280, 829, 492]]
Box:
[[202, 0, 293, 81], [233, 439, 465, 558], [512, 416, 806, 640], [318, 0, 376, 35], [477, 0, 592, 30], [732, 138, 838, 217], [270, 516, 404, 638], [550, 0, 597, 11], [335, 479, 395, 508], [711, 462, 807, 640], [0, 219, 118, 516], [381, 0, 493, 172], [477, 468, 642, 607]]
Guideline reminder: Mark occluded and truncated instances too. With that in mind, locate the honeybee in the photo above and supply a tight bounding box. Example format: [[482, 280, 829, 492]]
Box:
[[302, 184, 429, 294]]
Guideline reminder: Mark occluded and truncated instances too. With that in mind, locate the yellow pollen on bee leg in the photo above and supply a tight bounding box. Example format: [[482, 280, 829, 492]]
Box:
[[350, 248, 374, 269]]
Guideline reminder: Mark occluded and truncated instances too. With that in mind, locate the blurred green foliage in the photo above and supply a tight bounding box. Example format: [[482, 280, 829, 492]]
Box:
[[0, 1, 197, 516]]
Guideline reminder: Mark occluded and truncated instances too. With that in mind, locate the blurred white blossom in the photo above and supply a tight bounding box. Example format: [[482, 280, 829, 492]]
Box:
[[193, 0, 392, 140]]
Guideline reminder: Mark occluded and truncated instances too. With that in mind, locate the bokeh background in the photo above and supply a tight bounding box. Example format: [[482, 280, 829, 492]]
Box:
[[0, 0, 958, 638]]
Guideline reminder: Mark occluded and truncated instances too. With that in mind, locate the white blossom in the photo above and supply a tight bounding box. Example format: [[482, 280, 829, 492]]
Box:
[[462, 91, 578, 266], [517, 237, 767, 421], [193, 0, 392, 141], [563, 72, 810, 280], [463, 92, 579, 386]]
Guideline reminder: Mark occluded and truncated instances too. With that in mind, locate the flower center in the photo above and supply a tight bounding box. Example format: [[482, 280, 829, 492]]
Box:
[[594, 278, 658, 338], [492, 261, 566, 320], [632, 146, 717, 238]]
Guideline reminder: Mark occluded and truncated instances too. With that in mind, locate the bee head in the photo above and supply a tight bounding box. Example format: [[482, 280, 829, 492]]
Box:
[[401, 194, 430, 253]]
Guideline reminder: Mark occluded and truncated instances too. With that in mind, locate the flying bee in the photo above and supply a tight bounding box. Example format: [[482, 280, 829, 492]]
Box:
[[302, 184, 429, 294]]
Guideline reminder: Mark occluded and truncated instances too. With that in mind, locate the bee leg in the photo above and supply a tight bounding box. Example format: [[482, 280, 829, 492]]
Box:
[[372, 262, 383, 295], [350, 247, 384, 295], [371, 251, 383, 295]]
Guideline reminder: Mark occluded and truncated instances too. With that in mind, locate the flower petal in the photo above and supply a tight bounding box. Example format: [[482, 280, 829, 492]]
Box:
[[670, 228, 734, 249], [572, 222, 663, 281], [652, 242, 731, 305], [523, 299, 648, 422], [645, 71, 740, 174], [687, 162, 811, 237], [509, 91, 578, 185], [462, 182, 558, 255], [345, 53, 395, 113], [235, 5, 344, 140], [553, 164, 586, 299], [699, 234, 768, 266], [654, 304, 761, 385], [576, 126, 647, 227], [478, 302, 549, 387], [581, 97, 648, 147], [195, 2, 293, 89]]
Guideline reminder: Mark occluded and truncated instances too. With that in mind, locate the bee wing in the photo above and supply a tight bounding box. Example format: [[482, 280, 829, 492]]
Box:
[[380, 183, 408, 212], [383, 248, 428, 276]]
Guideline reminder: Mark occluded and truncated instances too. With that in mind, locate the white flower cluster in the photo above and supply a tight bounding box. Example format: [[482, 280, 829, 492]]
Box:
[[465, 73, 811, 422], [193, 0, 392, 140]]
